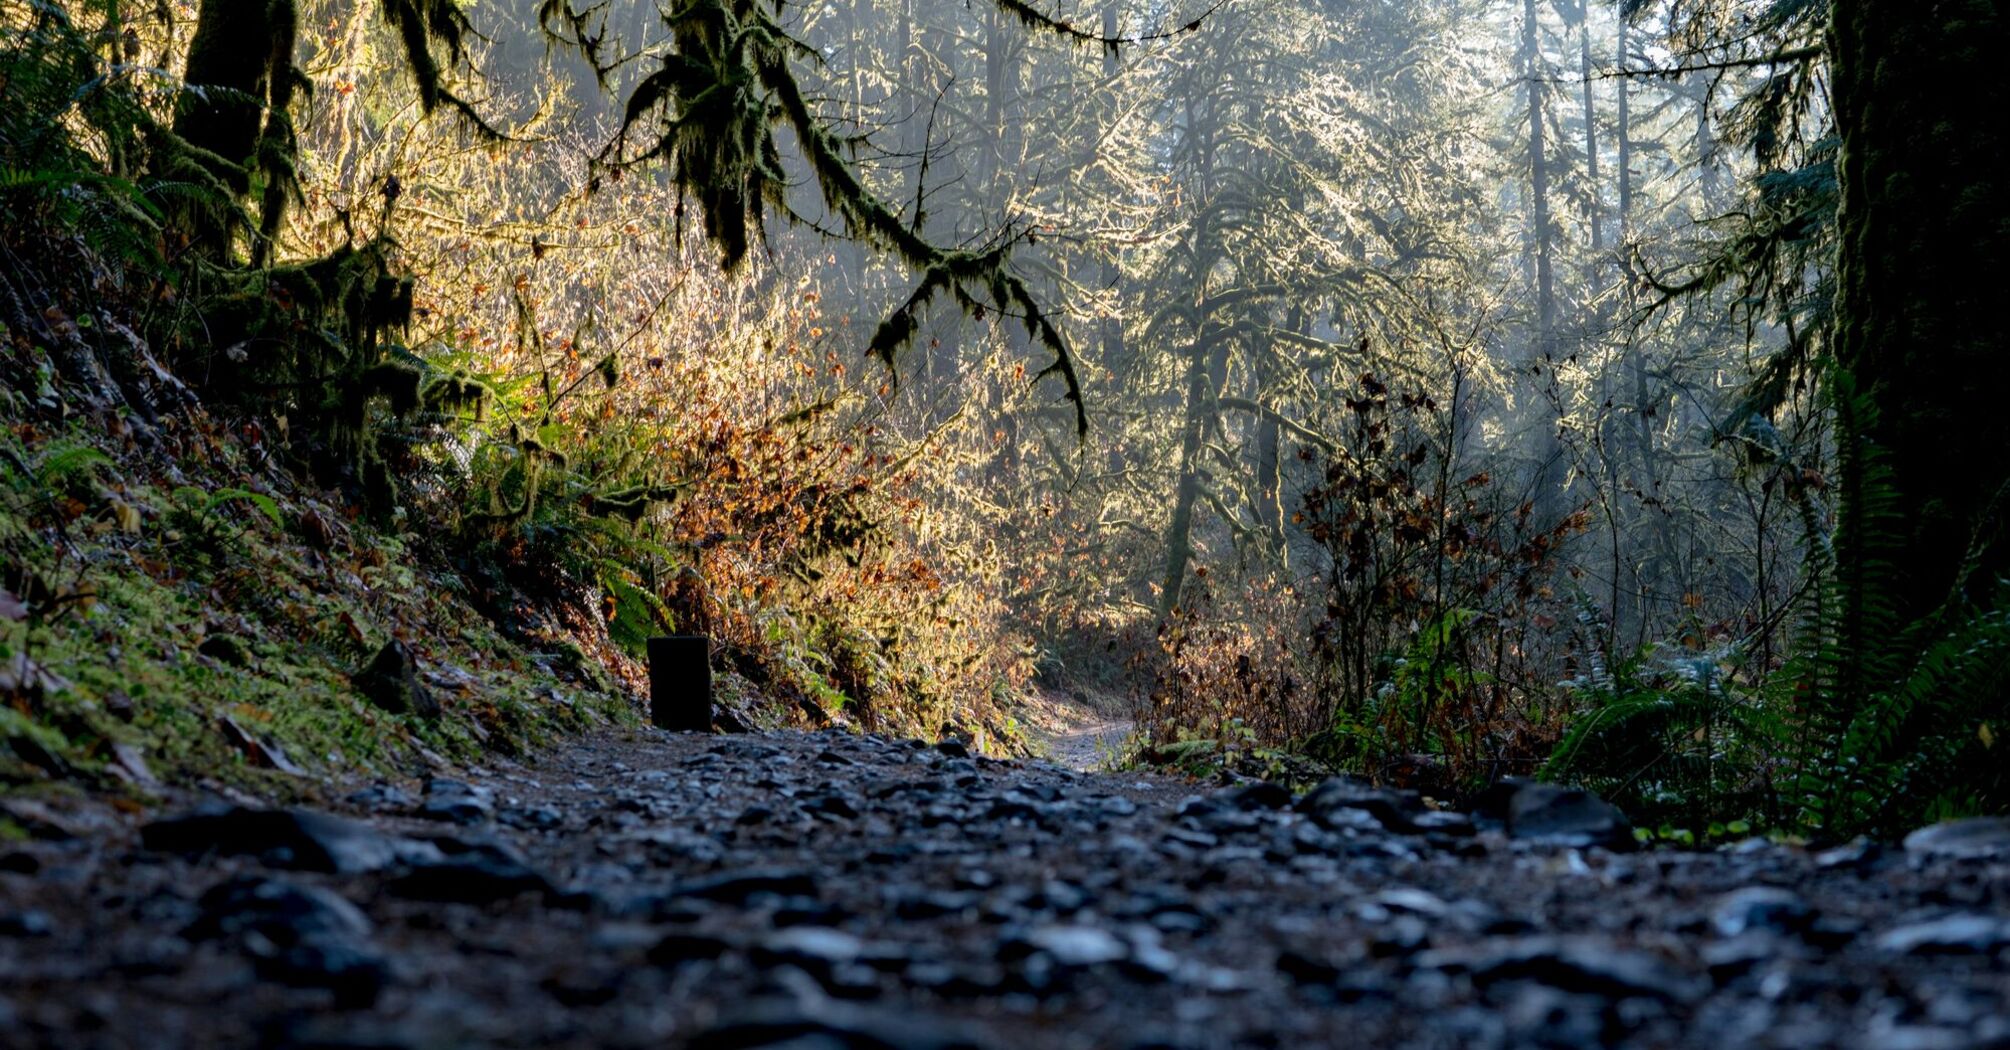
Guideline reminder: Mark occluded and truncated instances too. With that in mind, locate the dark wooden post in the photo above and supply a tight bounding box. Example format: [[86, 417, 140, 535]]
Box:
[[648, 635, 712, 732]]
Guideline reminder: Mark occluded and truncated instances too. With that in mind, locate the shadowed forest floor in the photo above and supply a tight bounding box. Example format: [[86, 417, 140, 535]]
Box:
[[4, 727, 2010, 1049]]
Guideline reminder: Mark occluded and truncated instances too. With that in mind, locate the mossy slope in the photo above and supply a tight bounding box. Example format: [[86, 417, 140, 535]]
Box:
[[0, 408, 636, 814]]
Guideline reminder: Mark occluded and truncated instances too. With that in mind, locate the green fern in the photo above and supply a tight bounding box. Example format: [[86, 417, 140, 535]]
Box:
[[31, 443, 111, 491], [1766, 368, 2010, 835], [1543, 641, 1781, 825]]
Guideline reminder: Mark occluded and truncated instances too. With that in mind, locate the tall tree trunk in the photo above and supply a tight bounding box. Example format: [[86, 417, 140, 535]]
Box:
[[1521, 0, 1565, 522], [1159, 91, 1221, 617], [1098, 2, 1127, 373], [1578, 11, 1601, 251], [1521, 0, 1555, 342], [1252, 304, 1306, 571], [1255, 410, 1284, 565], [1829, 0, 2010, 626], [1160, 327, 1229, 616], [1615, 9, 1632, 242], [984, 8, 1008, 204], [1693, 88, 1722, 212], [913, 15, 964, 390]]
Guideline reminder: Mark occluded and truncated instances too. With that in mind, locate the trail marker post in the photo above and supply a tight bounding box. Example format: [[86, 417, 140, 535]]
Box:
[[648, 635, 712, 732]]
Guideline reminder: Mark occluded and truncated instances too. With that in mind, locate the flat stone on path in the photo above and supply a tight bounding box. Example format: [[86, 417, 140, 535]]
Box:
[[1903, 817, 2010, 862], [140, 805, 441, 874], [1503, 782, 1635, 850]]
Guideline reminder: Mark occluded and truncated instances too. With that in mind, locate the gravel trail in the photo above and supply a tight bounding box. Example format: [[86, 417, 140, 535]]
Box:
[[4, 727, 2010, 1049]]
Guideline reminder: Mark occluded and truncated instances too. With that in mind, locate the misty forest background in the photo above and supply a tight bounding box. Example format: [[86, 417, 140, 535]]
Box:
[[3, 0, 2006, 841]]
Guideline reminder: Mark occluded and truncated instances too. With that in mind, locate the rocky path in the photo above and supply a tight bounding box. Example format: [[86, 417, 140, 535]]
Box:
[[5, 728, 2010, 1049], [1020, 688, 1134, 772]]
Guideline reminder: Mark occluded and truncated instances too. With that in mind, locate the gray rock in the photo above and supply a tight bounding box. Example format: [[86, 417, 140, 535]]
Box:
[[1423, 937, 1702, 1003], [1903, 818, 2010, 862], [141, 805, 441, 874], [1814, 839, 1883, 870], [1295, 776, 1424, 833], [103, 931, 194, 978], [982, 795, 1051, 825], [196, 634, 252, 668], [1367, 915, 1433, 958], [1875, 915, 2010, 955], [1504, 783, 1634, 851], [675, 868, 820, 905], [687, 995, 992, 1050], [353, 640, 440, 719], [0, 910, 53, 937], [649, 931, 734, 968], [344, 782, 417, 812], [187, 875, 387, 1006], [891, 889, 980, 921], [1370, 886, 1452, 918], [1092, 795, 1140, 818], [1275, 947, 1343, 986], [419, 778, 494, 824], [758, 927, 867, 968], [384, 853, 552, 903], [499, 805, 564, 831], [1215, 781, 1292, 811], [1162, 826, 1220, 851], [1190, 808, 1264, 837], [802, 793, 861, 820], [1700, 935, 1787, 983], [187, 876, 372, 944], [1711, 887, 1813, 938], [1502, 984, 1615, 1049], [1411, 810, 1478, 837], [253, 936, 393, 1007], [1032, 879, 1090, 915], [1004, 923, 1130, 968]]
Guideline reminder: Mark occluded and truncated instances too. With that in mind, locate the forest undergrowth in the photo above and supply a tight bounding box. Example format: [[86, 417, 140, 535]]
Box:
[[4, 0, 2006, 847], [0, 0, 1048, 817]]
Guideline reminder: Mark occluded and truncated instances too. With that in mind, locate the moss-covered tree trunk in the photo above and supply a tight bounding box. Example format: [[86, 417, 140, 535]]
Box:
[[171, 0, 294, 260], [1159, 328, 1228, 616], [1829, 0, 2010, 627]]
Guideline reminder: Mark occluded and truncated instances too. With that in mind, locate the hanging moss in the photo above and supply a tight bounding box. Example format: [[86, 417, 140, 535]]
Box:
[[564, 0, 1090, 436]]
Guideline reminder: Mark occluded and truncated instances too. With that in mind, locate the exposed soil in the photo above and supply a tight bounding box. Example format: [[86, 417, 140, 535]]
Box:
[[4, 727, 2010, 1049]]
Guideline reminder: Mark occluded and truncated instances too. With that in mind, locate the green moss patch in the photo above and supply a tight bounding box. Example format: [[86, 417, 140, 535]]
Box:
[[0, 421, 635, 802]]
